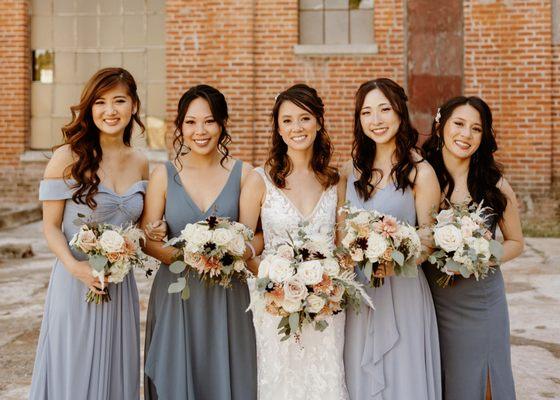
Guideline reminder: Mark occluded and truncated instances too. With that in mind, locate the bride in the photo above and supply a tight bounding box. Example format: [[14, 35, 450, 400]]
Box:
[[240, 84, 349, 400]]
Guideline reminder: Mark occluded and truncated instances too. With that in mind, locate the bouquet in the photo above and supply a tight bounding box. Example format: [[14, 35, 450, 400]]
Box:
[[428, 201, 503, 287], [165, 215, 254, 300], [255, 226, 372, 340], [70, 218, 155, 304], [338, 205, 422, 287]]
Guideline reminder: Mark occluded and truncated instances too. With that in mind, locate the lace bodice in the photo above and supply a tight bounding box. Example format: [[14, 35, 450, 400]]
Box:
[[251, 168, 348, 400], [255, 168, 338, 254]]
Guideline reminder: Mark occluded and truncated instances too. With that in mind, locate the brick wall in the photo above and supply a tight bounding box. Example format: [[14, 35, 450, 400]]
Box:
[[0, 0, 36, 204], [464, 0, 555, 216]]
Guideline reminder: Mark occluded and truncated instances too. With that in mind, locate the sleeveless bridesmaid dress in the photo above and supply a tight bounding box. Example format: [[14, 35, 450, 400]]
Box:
[[344, 174, 442, 400], [29, 179, 147, 400], [144, 160, 257, 400], [425, 213, 516, 400]]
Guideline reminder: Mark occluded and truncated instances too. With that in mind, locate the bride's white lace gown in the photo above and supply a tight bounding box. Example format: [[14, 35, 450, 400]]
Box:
[[250, 168, 349, 400]]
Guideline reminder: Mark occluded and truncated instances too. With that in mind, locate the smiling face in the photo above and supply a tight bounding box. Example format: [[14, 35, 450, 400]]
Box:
[[359, 88, 401, 146], [181, 97, 222, 155], [91, 84, 136, 136], [277, 100, 318, 151], [441, 104, 483, 160]]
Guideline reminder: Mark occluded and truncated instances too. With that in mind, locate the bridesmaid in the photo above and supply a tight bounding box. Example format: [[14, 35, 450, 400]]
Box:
[[29, 68, 149, 399], [343, 78, 442, 400], [422, 96, 524, 400], [141, 84, 258, 400]]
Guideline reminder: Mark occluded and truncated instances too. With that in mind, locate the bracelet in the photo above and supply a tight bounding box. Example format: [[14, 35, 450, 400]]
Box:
[[245, 241, 256, 260]]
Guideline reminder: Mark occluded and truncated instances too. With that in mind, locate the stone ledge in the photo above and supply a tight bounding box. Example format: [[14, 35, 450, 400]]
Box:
[[293, 43, 379, 56], [0, 204, 42, 231]]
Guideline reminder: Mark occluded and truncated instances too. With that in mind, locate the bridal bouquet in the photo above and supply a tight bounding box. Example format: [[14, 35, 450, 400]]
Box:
[[255, 226, 371, 340], [165, 215, 254, 300], [338, 205, 422, 287], [70, 219, 155, 304], [428, 201, 503, 287]]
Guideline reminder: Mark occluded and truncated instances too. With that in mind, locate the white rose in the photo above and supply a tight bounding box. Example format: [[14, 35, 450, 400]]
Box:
[[351, 211, 370, 226], [283, 277, 308, 301], [436, 209, 455, 225], [227, 233, 246, 256], [467, 237, 490, 260], [180, 224, 199, 240], [434, 225, 463, 253], [365, 232, 388, 261], [277, 244, 295, 260], [212, 228, 234, 247], [233, 259, 246, 272], [305, 294, 326, 314], [281, 298, 303, 313], [295, 260, 324, 285], [322, 258, 340, 276], [268, 256, 295, 283], [99, 230, 125, 254], [190, 226, 213, 247]]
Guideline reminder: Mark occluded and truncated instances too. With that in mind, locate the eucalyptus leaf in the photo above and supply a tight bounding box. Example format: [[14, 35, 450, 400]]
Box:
[[168, 277, 187, 293], [444, 259, 462, 273], [88, 255, 108, 272], [181, 284, 191, 300], [391, 250, 405, 267], [169, 260, 186, 274], [256, 278, 271, 291], [277, 316, 289, 330], [363, 261, 373, 281], [315, 320, 328, 332], [288, 313, 299, 335]]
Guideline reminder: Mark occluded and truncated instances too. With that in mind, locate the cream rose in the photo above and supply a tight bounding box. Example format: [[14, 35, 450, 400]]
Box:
[[99, 230, 125, 254], [75, 227, 98, 252], [283, 277, 308, 301], [190, 226, 213, 248], [227, 233, 246, 256], [280, 298, 303, 313], [305, 294, 326, 314], [434, 225, 463, 253], [365, 232, 388, 261], [351, 211, 370, 226], [295, 260, 324, 285], [277, 244, 295, 260], [212, 228, 234, 247], [322, 258, 340, 276], [268, 256, 295, 283]]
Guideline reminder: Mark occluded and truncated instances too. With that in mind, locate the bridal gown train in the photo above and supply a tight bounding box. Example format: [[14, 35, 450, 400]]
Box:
[[249, 167, 349, 400]]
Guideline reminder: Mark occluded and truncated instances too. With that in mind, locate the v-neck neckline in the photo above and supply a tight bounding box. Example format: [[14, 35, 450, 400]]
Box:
[[172, 161, 237, 216], [276, 185, 329, 222]]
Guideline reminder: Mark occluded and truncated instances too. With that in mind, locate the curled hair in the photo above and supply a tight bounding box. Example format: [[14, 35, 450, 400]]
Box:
[[266, 83, 339, 189], [60, 67, 144, 208], [172, 84, 231, 170], [352, 78, 420, 200], [422, 96, 507, 219]]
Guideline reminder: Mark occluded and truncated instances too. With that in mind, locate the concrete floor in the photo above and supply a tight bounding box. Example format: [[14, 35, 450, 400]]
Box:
[[0, 221, 559, 399]]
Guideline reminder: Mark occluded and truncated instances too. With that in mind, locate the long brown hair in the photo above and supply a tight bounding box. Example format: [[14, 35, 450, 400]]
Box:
[[352, 78, 420, 200], [60, 67, 144, 208], [266, 83, 339, 189]]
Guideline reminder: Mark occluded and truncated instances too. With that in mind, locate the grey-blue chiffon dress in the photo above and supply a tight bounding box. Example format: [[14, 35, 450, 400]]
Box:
[[424, 213, 515, 400], [144, 160, 257, 400], [29, 179, 147, 400], [344, 175, 442, 400]]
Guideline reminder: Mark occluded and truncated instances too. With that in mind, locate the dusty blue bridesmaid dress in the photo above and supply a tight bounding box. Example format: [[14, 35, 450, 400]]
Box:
[[344, 173, 442, 400], [144, 160, 257, 400], [29, 179, 147, 400]]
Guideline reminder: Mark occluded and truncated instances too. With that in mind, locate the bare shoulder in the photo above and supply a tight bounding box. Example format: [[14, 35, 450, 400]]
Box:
[[128, 148, 150, 178], [150, 163, 168, 181], [240, 160, 256, 186], [497, 177, 516, 199], [413, 159, 437, 183], [43, 144, 75, 179]]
